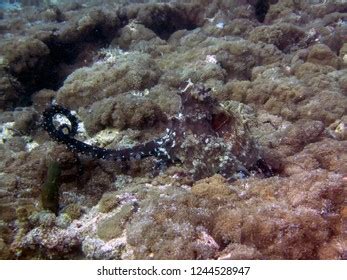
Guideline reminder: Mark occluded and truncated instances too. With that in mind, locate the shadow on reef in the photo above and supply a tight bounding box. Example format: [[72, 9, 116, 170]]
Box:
[[128, 4, 199, 40], [4, 10, 121, 107], [42, 81, 274, 182], [254, 0, 270, 23]]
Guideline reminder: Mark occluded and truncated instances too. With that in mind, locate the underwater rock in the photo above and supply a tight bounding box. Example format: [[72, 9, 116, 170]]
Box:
[[203, 18, 258, 38], [31, 89, 56, 112], [97, 204, 134, 241], [126, 193, 205, 259], [56, 52, 161, 109], [191, 175, 232, 200], [39, 6, 65, 22], [62, 203, 83, 220], [3, 136, 27, 153], [3, 38, 50, 92], [160, 28, 284, 85], [283, 138, 347, 176], [55, 213, 72, 229], [0, 69, 23, 110], [212, 208, 244, 245], [125, 168, 344, 259], [249, 23, 305, 53], [0, 6, 122, 105], [122, 2, 200, 40], [98, 192, 120, 213], [217, 243, 262, 260], [79, 94, 167, 135], [13, 108, 37, 135], [82, 236, 126, 260], [18, 225, 81, 259], [242, 66, 308, 120], [266, 0, 306, 24], [0, 238, 10, 260], [298, 90, 347, 125], [112, 22, 158, 50], [0, 0, 346, 260], [318, 237, 347, 260], [0, 204, 16, 223], [277, 119, 324, 150], [328, 117, 347, 141], [307, 43, 340, 68]]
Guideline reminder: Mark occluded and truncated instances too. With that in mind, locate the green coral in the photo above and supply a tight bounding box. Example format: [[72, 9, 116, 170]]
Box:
[[41, 161, 61, 215]]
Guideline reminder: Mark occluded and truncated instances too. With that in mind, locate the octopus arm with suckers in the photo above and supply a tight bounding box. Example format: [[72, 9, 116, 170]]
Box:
[[42, 82, 272, 180]]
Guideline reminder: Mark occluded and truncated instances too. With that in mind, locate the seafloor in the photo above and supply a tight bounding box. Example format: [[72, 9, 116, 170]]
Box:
[[0, 0, 346, 259]]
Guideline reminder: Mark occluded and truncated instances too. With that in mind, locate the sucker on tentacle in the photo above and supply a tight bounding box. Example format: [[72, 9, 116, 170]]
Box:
[[42, 105, 175, 162]]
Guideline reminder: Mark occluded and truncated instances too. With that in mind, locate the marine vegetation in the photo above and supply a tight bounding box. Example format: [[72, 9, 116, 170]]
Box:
[[41, 160, 61, 215]]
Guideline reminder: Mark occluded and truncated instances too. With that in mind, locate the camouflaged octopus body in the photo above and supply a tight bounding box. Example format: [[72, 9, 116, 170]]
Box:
[[167, 81, 261, 180], [43, 82, 262, 180]]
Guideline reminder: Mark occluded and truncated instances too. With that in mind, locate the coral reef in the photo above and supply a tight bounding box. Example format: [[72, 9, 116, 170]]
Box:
[[0, 0, 346, 260]]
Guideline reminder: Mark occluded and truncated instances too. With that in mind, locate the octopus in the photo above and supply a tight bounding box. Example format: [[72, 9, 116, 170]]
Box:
[[43, 81, 272, 180]]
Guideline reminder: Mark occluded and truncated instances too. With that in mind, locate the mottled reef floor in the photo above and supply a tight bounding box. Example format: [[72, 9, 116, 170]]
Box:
[[0, 0, 346, 259]]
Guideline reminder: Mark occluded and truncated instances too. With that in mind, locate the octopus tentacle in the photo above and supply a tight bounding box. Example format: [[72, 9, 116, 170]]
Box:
[[42, 105, 174, 161]]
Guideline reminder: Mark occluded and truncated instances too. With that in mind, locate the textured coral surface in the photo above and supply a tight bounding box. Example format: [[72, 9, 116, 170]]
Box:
[[0, 0, 346, 259]]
